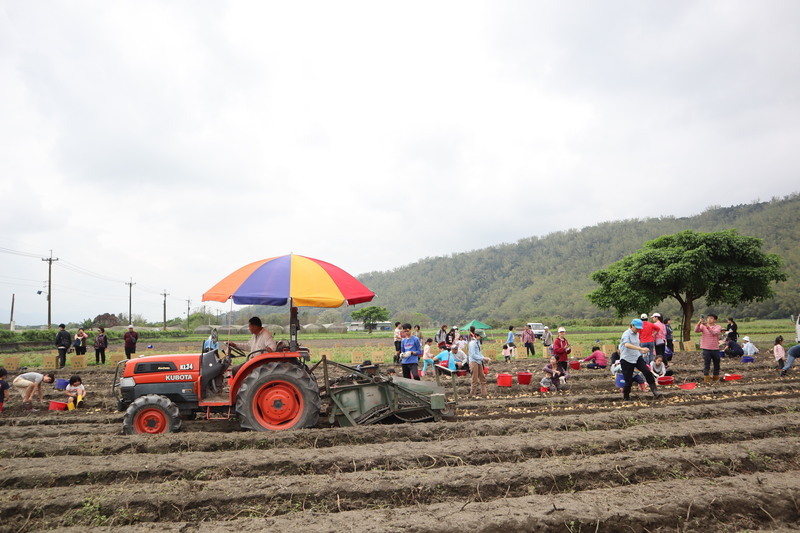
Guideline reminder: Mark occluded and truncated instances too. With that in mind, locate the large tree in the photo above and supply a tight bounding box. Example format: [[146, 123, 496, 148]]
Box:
[[351, 306, 389, 334], [587, 230, 786, 341]]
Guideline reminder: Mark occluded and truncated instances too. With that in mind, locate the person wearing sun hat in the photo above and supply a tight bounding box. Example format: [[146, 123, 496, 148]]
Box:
[[619, 319, 660, 401], [541, 326, 553, 357], [651, 313, 667, 358], [552, 327, 571, 373], [742, 336, 759, 356]]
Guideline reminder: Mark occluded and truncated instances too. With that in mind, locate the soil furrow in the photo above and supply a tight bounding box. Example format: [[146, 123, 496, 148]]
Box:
[[2, 413, 799, 490], [2, 436, 798, 530]]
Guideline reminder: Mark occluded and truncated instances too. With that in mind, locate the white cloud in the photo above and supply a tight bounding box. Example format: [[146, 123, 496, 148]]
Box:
[[1, 0, 798, 325]]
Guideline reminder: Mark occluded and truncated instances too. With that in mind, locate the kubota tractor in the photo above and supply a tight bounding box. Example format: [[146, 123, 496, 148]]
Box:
[[114, 342, 320, 434], [113, 342, 455, 434]]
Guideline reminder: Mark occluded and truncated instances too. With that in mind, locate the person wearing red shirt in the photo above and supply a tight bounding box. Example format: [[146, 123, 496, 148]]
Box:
[[638, 313, 656, 364], [551, 327, 571, 373]]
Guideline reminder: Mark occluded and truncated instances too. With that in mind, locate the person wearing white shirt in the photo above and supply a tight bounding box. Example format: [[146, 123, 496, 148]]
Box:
[[741, 336, 759, 356]]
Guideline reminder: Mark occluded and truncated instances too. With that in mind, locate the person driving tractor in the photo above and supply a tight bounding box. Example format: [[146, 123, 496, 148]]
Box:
[[228, 317, 277, 377], [229, 317, 277, 353]]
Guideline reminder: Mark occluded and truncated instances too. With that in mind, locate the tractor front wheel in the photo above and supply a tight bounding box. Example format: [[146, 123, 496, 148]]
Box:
[[123, 395, 182, 435], [236, 363, 320, 431]]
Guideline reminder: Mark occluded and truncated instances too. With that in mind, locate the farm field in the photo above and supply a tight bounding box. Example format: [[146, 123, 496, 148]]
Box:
[[1, 343, 799, 532]]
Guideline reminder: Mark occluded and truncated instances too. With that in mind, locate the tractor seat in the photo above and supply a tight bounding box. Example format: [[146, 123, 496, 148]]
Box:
[[200, 349, 229, 394]]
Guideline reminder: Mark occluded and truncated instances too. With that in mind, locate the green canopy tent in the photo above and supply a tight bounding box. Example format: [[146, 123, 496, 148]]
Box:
[[459, 319, 492, 331]]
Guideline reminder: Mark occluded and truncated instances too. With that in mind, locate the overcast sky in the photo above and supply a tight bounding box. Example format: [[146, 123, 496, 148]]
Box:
[[1, 1, 799, 327]]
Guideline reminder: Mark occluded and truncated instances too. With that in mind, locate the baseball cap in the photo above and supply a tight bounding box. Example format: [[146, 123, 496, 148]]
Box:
[[631, 319, 644, 329], [640, 313, 648, 320], [651, 312, 661, 318], [557, 327, 566, 333], [743, 336, 750, 342], [128, 324, 134, 328], [544, 326, 549, 329]]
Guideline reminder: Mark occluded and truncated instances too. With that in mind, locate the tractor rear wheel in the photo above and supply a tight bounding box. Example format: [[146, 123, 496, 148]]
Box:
[[236, 363, 320, 431], [123, 395, 182, 435]]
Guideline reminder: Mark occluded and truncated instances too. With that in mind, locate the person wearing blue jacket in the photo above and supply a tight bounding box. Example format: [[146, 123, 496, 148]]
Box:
[[400, 323, 422, 380]]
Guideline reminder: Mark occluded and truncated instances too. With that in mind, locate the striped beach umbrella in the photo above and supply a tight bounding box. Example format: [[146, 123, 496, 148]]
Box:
[[202, 254, 375, 308]]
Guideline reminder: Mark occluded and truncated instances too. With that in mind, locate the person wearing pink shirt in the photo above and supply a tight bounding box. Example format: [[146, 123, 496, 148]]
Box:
[[582, 347, 607, 369], [651, 313, 667, 359], [773, 336, 786, 369], [694, 313, 723, 382]]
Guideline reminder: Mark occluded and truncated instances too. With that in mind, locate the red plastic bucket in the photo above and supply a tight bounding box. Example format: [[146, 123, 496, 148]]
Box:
[[657, 376, 674, 385], [49, 401, 68, 411], [497, 373, 513, 387], [483, 366, 489, 375], [723, 373, 743, 381], [456, 369, 467, 377], [517, 372, 533, 385], [679, 382, 696, 390], [569, 360, 581, 370], [539, 386, 549, 392]]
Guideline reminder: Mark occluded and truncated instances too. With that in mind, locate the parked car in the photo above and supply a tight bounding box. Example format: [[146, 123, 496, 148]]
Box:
[[526, 322, 546, 338]]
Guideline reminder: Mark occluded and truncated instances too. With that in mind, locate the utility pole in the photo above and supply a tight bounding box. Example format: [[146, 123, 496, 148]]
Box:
[[186, 299, 191, 331], [126, 278, 136, 325], [41, 251, 59, 329], [161, 290, 169, 331], [9, 293, 15, 331]]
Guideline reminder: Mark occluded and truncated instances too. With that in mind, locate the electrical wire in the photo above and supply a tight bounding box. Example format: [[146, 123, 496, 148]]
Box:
[[0, 246, 43, 259]]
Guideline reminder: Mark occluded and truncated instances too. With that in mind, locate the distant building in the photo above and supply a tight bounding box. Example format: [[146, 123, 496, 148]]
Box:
[[347, 321, 393, 332]]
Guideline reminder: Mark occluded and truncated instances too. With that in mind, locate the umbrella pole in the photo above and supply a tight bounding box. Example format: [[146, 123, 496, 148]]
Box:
[[289, 301, 299, 351]]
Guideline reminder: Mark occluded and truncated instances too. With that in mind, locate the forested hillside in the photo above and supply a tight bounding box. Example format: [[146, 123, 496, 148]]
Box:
[[358, 194, 800, 324]]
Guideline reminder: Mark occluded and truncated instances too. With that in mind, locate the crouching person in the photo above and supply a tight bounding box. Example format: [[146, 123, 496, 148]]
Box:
[[65, 375, 86, 409], [12, 371, 55, 410], [582, 346, 607, 369], [650, 355, 673, 378], [541, 355, 568, 391]]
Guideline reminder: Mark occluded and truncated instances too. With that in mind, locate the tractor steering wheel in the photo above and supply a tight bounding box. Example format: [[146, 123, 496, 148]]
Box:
[[226, 343, 247, 358]]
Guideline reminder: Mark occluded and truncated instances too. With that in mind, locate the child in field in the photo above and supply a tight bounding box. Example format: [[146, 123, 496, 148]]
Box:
[[582, 346, 607, 369], [773, 336, 786, 369], [65, 375, 86, 408], [541, 355, 568, 391], [502, 344, 513, 362], [0, 367, 9, 414], [650, 355, 674, 377], [420, 338, 435, 377]]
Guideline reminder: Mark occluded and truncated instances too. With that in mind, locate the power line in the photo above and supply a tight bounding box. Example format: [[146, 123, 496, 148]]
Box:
[[57, 260, 127, 284], [0, 246, 43, 258]]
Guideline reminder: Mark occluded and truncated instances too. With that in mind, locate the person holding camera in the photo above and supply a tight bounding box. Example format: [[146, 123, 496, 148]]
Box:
[[695, 313, 723, 382]]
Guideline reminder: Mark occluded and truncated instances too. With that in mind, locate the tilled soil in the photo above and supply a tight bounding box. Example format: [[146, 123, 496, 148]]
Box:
[[1, 347, 799, 532]]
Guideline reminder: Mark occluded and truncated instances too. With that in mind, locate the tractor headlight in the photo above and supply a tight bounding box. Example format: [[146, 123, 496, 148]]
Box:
[[119, 377, 136, 388]]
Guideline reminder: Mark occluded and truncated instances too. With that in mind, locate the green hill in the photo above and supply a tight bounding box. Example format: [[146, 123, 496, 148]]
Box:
[[358, 194, 800, 324]]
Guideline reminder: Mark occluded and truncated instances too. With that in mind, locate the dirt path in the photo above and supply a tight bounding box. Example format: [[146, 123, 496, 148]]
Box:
[[1, 350, 798, 531]]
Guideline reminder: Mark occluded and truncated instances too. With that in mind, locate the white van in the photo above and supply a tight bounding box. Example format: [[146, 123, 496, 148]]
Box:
[[526, 322, 546, 338]]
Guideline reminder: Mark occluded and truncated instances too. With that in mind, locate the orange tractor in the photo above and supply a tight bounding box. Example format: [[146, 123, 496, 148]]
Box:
[[113, 255, 454, 434]]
